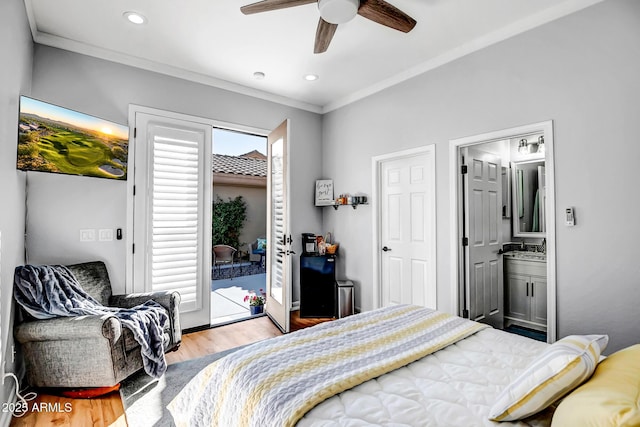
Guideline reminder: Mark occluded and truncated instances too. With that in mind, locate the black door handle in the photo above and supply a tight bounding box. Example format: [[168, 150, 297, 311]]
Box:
[[382, 246, 391, 252]]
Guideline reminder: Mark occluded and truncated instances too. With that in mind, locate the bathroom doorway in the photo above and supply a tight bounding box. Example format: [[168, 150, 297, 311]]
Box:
[[449, 121, 557, 343]]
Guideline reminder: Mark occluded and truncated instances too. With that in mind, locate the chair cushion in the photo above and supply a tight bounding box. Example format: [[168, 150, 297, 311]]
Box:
[[66, 261, 112, 306]]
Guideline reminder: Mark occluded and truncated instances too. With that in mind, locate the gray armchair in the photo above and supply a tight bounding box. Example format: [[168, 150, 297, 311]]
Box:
[[14, 261, 181, 388]]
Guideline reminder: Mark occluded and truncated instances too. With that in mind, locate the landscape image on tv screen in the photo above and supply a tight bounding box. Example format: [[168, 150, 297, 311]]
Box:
[[17, 96, 129, 180]]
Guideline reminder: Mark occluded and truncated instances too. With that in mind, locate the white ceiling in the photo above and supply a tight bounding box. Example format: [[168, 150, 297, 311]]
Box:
[[24, 0, 603, 113]]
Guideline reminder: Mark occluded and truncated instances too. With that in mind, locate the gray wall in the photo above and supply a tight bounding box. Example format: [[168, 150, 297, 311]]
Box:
[[322, 0, 640, 353], [0, 0, 32, 413], [27, 45, 323, 304]]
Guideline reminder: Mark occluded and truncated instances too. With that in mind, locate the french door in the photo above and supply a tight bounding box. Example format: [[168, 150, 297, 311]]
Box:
[[265, 120, 292, 333], [129, 109, 212, 329], [129, 107, 292, 331]]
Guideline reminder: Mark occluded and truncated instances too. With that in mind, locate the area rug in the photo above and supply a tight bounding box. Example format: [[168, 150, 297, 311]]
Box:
[[505, 324, 547, 342], [120, 346, 244, 426], [212, 263, 265, 280]]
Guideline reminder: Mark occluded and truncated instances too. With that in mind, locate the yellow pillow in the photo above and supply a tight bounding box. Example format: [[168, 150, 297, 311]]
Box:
[[551, 344, 640, 427]]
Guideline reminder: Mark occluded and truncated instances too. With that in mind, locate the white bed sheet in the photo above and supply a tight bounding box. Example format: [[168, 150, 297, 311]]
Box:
[[299, 328, 552, 427]]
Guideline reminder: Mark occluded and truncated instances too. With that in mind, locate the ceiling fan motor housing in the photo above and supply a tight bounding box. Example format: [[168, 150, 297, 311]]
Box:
[[318, 0, 359, 24]]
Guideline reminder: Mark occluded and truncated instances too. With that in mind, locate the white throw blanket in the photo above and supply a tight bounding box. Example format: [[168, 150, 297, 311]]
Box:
[[169, 304, 489, 427]]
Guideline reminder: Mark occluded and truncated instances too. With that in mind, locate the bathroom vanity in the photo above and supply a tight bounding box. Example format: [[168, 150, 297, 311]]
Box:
[[504, 253, 547, 332]]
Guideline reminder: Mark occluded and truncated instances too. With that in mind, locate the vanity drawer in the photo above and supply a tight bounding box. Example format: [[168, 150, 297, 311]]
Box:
[[505, 258, 546, 277]]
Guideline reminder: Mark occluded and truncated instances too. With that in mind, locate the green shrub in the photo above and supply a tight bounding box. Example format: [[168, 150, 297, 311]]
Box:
[[212, 195, 247, 250]]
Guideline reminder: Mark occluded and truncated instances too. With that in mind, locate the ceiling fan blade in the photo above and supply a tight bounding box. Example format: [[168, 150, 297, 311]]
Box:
[[314, 18, 338, 54], [241, 0, 317, 15], [357, 0, 416, 33]]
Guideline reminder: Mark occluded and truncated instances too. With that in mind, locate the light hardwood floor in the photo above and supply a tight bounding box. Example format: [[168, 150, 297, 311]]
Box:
[[10, 312, 330, 426]]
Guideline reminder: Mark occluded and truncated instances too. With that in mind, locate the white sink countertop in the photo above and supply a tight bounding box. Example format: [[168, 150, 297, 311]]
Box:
[[503, 251, 546, 262]]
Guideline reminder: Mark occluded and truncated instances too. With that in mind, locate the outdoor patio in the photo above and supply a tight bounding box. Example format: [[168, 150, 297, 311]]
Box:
[[211, 262, 266, 326]]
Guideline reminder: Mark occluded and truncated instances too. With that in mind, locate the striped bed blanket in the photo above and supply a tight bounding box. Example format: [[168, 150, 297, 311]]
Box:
[[168, 304, 488, 427]]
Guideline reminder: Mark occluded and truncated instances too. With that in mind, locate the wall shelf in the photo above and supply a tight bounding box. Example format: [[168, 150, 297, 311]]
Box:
[[315, 188, 368, 210], [331, 202, 368, 210]]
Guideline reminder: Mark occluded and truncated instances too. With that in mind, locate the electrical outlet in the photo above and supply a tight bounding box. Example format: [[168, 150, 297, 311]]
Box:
[[79, 229, 96, 242]]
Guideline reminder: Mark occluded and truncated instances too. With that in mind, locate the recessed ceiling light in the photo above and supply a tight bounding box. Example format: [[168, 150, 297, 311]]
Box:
[[123, 11, 147, 25], [304, 74, 319, 81], [253, 71, 266, 80]]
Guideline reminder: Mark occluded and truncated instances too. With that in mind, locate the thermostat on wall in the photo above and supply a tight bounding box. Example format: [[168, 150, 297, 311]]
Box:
[[565, 207, 575, 226]]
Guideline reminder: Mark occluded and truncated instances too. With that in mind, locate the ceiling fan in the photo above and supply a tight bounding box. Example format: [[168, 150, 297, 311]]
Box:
[[240, 0, 417, 54]]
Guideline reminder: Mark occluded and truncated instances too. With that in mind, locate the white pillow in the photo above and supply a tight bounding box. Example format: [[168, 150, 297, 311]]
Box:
[[489, 334, 608, 421]]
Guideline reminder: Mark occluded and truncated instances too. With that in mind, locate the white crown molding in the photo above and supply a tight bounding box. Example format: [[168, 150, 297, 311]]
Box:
[[24, 0, 604, 116], [30, 31, 323, 115], [321, 0, 606, 113]]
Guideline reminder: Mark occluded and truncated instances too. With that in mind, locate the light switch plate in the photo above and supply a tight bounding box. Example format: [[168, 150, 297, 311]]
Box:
[[99, 229, 114, 241], [80, 229, 96, 242]]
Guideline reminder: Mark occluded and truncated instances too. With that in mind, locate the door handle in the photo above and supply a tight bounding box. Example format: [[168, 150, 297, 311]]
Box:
[[531, 282, 534, 297], [526, 282, 529, 297], [382, 246, 391, 252]]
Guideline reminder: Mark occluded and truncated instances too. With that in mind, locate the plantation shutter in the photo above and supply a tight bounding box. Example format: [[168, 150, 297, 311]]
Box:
[[270, 140, 286, 297], [150, 128, 201, 310], [265, 120, 291, 332], [131, 111, 212, 328]]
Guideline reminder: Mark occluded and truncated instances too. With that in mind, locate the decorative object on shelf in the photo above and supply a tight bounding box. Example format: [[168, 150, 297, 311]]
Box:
[[315, 179, 334, 206], [244, 289, 266, 315], [332, 193, 367, 209]]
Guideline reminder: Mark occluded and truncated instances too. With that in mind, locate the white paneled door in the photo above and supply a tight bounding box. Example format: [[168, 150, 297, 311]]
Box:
[[130, 111, 212, 330], [266, 120, 291, 333], [463, 146, 504, 328], [378, 147, 436, 309]]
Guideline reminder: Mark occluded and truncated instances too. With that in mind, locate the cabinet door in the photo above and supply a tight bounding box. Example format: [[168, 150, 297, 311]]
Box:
[[505, 273, 530, 321], [530, 278, 547, 325]]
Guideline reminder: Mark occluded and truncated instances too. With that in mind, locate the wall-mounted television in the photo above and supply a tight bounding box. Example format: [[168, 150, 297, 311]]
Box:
[[17, 96, 129, 180]]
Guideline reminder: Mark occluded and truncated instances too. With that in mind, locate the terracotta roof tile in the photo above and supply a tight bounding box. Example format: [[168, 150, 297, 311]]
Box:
[[212, 154, 267, 177]]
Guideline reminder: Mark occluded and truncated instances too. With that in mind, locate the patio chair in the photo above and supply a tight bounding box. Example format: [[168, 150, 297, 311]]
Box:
[[248, 236, 267, 268], [213, 244, 238, 277]]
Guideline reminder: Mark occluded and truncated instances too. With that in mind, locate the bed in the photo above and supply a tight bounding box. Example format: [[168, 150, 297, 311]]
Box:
[[168, 305, 639, 427]]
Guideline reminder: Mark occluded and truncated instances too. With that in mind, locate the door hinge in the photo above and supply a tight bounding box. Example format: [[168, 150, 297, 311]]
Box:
[[462, 309, 470, 319], [461, 165, 468, 174], [133, 127, 137, 138], [132, 244, 135, 254], [462, 237, 469, 247], [133, 185, 136, 196]]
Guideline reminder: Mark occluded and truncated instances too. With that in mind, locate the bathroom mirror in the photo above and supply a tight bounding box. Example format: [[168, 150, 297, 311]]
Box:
[[512, 160, 546, 237]]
